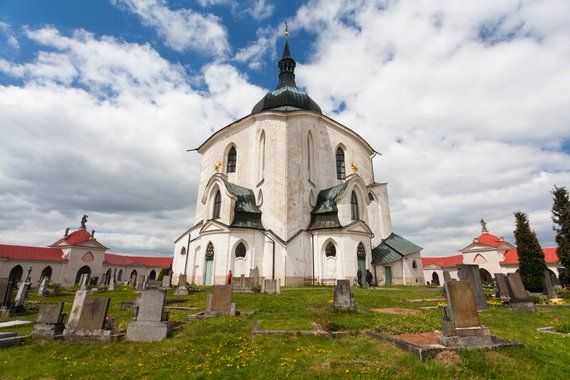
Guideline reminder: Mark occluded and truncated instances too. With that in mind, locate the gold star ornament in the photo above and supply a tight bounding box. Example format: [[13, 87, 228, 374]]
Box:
[[214, 160, 223, 172], [351, 162, 358, 173]]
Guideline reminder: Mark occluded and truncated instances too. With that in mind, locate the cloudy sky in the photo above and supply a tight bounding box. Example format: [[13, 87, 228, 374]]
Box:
[[0, 0, 569, 257]]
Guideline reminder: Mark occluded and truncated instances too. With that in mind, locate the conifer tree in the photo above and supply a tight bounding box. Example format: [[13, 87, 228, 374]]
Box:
[[552, 186, 570, 278], [513, 211, 547, 291]]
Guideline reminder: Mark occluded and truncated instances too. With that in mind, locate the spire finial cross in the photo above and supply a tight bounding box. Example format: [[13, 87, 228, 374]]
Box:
[[284, 22, 289, 38]]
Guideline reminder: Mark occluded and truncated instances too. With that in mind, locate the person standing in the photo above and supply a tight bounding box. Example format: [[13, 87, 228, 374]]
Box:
[[366, 269, 375, 289], [356, 268, 363, 288], [226, 270, 233, 285]]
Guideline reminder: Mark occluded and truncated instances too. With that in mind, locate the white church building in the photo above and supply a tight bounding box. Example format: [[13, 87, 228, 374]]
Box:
[[172, 38, 424, 287]]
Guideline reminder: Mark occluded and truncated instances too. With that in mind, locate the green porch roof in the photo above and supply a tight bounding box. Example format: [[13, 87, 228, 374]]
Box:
[[223, 180, 264, 230], [372, 233, 423, 264], [308, 182, 348, 230]]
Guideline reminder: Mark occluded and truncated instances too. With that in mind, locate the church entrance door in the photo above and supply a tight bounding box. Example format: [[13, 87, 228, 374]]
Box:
[[384, 266, 392, 286], [205, 260, 214, 285], [357, 257, 366, 285]]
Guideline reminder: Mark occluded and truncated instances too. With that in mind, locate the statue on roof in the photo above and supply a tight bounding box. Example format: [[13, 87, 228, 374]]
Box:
[[480, 218, 488, 233], [80, 215, 88, 229]]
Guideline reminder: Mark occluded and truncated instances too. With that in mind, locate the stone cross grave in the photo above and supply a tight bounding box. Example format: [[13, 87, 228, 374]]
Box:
[[249, 267, 260, 287], [439, 280, 494, 347], [334, 280, 355, 311], [126, 289, 170, 342], [457, 264, 488, 310], [505, 273, 534, 310], [206, 285, 236, 316], [32, 302, 65, 337], [174, 274, 189, 295], [38, 277, 50, 296], [261, 279, 281, 294], [494, 273, 510, 299], [543, 271, 557, 299]]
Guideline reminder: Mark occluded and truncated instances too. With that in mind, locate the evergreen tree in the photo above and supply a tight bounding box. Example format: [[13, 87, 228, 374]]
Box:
[[513, 211, 547, 291], [552, 186, 570, 278]]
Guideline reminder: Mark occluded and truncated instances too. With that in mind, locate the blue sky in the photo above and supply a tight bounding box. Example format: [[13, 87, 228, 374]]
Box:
[[0, 0, 569, 256]]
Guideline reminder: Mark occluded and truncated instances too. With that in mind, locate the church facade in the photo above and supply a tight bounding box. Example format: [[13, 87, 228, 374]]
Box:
[[172, 39, 424, 287]]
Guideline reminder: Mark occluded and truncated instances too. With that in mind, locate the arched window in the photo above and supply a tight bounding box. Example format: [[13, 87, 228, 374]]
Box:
[[227, 146, 237, 173], [206, 242, 215, 261], [351, 191, 359, 221], [357, 242, 366, 258], [117, 269, 123, 282], [105, 268, 112, 285], [75, 265, 91, 285], [180, 247, 187, 256], [336, 147, 346, 180], [325, 242, 336, 257], [40, 266, 53, 280], [368, 192, 374, 201], [149, 270, 156, 280], [213, 190, 221, 219], [307, 131, 314, 181], [258, 131, 265, 180], [8, 265, 23, 287], [130, 270, 138, 286], [235, 242, 246, 258], [412, 260, 418, 269]]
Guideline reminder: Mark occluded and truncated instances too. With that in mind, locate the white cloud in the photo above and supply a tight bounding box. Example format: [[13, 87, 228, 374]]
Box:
[[246, 0, 274, 20], [234, 26, 279, 69], [112, 0, 230, 55], [0, 21, 19, 49], [291, 0, 570, 255]]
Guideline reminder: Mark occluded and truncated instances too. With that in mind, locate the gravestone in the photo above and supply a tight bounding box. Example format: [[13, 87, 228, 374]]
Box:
[[136, 276, 145, 290], [249, 267, 260, 287], [79, 274, 89, 290], [108, 270, 115, 291], [457, 264, 488, 310], [66, 290, 89, 330], [32, 302, 65, 337], [174, 274, 189, 295], [161, 275, 171, 288], [14, 280, 30, 308], [261, 279, 281, 294], [206, 285, 236, 316], [64, 295, 113, 340], [543, 271, 557, 299], [232, 275, 254, 293], [438, 280, 494, 347], [505, 273, 534, 310], [0, 278, 12, 307], [76, 297, 110, 330], [38, 277, 50, 296], [334, 280, 355, 311], [443, 271, 452, 284], [495, 273, 510, 299], [126, 289, 170, 341]]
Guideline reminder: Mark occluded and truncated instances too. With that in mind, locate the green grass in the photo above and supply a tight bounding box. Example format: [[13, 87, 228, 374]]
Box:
[[1, 285, 569, 379]]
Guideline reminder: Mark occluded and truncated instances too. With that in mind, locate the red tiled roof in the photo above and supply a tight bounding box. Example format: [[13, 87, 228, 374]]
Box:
[[0, 244, 66, 262], [422, 254, 463, 268], [500, 247, 559, 265], [475, 233, 504, 247], [104, 253, 172, 268], [64, 228, 93, 245]]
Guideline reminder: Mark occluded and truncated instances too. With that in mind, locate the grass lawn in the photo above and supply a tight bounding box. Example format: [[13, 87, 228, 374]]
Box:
[[1, 285, 569, 379]]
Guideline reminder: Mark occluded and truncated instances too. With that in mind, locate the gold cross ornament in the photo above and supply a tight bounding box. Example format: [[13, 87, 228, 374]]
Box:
[[214, 160, 223, 172]]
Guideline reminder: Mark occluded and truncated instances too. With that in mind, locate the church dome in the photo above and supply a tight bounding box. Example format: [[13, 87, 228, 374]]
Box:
[[252, 39, 322, 115]]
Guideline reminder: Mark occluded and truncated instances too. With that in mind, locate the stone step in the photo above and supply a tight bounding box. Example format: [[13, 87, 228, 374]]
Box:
[[0, 335, 28, 348]]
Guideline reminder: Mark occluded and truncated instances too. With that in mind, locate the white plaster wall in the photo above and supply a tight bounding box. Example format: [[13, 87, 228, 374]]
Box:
[[0, 261, 65, 287]]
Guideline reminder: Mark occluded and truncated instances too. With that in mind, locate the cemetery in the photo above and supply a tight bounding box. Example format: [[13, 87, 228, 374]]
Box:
[[0, 275, 569, 378]]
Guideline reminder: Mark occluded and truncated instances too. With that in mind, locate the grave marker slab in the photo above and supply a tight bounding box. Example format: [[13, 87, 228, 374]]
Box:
[[543, 271, 557, 299], [334, 280, 355, 311], [66, 290, 89, 330], [249, 267, 260, 287], [33, 302, 65, 337], [458, 264, 488, 310], [126, 289, 170, 341], [261, 279, 281, 294], [505, 273, 534, 310], [161, 275, 171, 288], [206, 285, 236, 316], [38, 277, 50, 296], [0, 278, 11, 308], [443, 271, 452, 284], [174, 274, 189, 295], [495, 273, 510, 299], [76, 297, 110, 330]]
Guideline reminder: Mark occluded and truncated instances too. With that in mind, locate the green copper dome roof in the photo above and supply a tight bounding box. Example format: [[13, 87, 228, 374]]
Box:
[[252, 39, 322, 115]]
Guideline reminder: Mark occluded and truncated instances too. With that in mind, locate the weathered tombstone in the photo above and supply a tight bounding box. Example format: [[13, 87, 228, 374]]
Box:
[[232, 275, 254, 293], [38, 277, 50, 296], [443, 271, 452, 284], [205, 285, 236, 316], [543, 271, 557, 299], [261, 279, 281, 294], [0, 278, 12, 307], [174, 274, 189, 295], [66, 290, 89, 330], [495, 273, 510, 299], [108, 270, 115, 291], [506, 273, 534, 310], [333, 280, 355, 311], [136, 276, 145, 291], [458, 264, 488, 310], [249, 267, 260, 287], [32, 302, 65, 337], [64, 296, 113, 340], [161, 275, 172, 289], [79, 274, 89, 290], [438, 280, 494, 347], [14, 280, 30, 308], [126, 289, 170, 342]]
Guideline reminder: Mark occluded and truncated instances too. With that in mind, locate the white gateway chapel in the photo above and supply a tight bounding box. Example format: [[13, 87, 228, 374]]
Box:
[[172, 38, 424, 287]]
